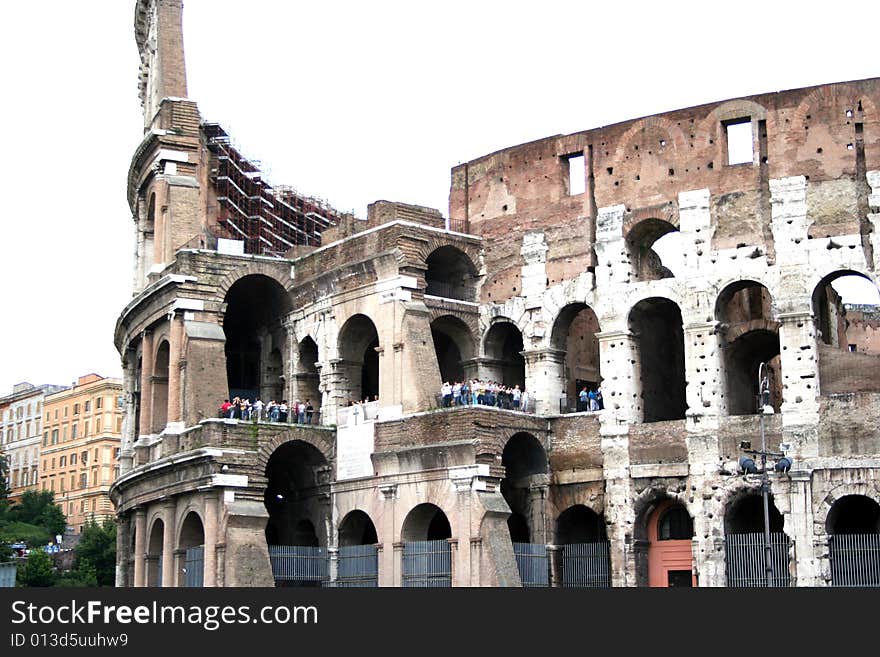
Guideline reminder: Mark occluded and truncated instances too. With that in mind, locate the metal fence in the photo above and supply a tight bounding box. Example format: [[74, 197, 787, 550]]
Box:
[[334, 544, 379, 587], [829, 534, 880, 587], [183, 546, 204, 588], [513, 543, 550, 587], [561, 541, 611, 588], [0, 562, 17, 588], [725, 532, 791, 587], [269, 545, 329, 585], [402, 540, 452, 587]]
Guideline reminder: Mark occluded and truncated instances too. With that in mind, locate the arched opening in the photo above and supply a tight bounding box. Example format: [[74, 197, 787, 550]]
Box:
[[178, 512, 205, 587], [223, 275, 291, 402], [294, 337, 320, 421], [338, 314, 380, 404], [501, 433, 548, 545], [264, 440, 330, 587], [716, 281, 781, 415], [483, 321, 525, 388], [147, 519, 164, 587], [643, 499, 694, 587], [430, 315, 475, 386], [550, 303, 601, 412], [425, 246, 477, 301], [507, 513, 530, 543], [555, 505, 610, 588], [724, 493, 790, 587], [337, 510, 379, 587], [813, 271, 880, 395], [401, 504, 452, 587], [826, 495, 880, 587], [629, 298, 686, 422], [626, 218, 679, 281], [151, 341, 169, 433]]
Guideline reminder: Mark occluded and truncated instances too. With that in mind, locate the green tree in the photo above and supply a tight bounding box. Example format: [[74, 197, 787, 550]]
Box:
[[8, 490, 66, 537], [17, 548, 56, 587], [0, 521, 52, 548], [56, 559, 98, 587], [75, 518, 116, 586]]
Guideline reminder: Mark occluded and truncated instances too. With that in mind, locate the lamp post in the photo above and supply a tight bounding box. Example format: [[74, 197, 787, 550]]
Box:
[[738, 362, 791, 587]]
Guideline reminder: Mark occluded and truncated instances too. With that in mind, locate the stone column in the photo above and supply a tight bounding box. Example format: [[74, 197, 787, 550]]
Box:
[[594, 205, 630, 287], [121, 352, 138, 474], [786, 470, 816, 586], [161, 501, 176, 587], [521, 349, 566, 416], [450, 475, 473, 587], [204, 493, 218, 587], [684, 321, 727, 421], [777, 311, 820, 447], [116, 513, 131, 587], [600, 425, 634, 587], [596, 330, 640, 426], [133, 508, 147, 587], [380, 485, 397, 587], [528, 485, 549, 544], [166, 312, 184, 429], [139, 331, 154, 439]]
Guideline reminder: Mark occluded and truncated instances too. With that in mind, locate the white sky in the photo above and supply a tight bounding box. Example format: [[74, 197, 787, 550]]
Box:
[[0, 0, 878, 394]]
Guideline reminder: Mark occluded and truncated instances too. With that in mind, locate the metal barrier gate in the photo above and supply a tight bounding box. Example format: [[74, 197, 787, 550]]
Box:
[[725, 532, 791, 587], [561, 541, 611, 588], [334, 544, 378, 587], [513, 542, 549, 587], [402, 540, 452, 587], [183, 546, 204, 588], [829, 534, 880, 587], [269, 545, 329, 586]]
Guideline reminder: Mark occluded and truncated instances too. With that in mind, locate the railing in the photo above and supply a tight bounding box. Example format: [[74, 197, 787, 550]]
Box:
[[435, 393, 538, 414], [333, 544, 379, 588], [268, 545, 329, 585], [829, 534, 880, 587], [183, 546, 204, 588], [337, 401, 379, 426], [402, 540, 452, 588], [725, 532, 791, 587], [560, 541, 611, 588], [424, 281, 473, 302], [513, 543, 550, 587]]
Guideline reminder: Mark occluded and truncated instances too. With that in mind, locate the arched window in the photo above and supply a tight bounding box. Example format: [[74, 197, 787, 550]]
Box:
[[658, 506, 694, 540]]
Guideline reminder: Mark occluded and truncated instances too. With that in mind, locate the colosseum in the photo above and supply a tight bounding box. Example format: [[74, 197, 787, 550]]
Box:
[[111, 0, 880, 588]]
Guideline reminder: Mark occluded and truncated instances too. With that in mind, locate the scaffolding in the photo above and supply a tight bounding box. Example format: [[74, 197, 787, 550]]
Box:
[[203, 122, 345, 257]]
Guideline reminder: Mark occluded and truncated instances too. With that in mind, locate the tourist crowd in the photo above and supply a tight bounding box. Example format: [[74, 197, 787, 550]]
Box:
[[220, 397, 315, 424], [440, 380, 529, 411]]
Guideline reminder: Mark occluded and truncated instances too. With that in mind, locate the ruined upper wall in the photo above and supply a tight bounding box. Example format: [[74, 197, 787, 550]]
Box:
[[135, 0, 188, 131], [450, 79, 880, 301]]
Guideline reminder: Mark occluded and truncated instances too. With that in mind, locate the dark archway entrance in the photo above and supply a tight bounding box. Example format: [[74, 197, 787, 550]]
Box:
[[555, 505, 610, 588], [550, 303, 601, 413], [178, 512, 205, 587], [147, 519, 164, 587], [629, 298, 686, 422], [827, 495, 880, 587], [425, 246, 477, 301], [484, 322, 525, 388], [338, 314, 380, 404], [223, 275, 291, 402], [430, 315, 475, 386], [264, 440, 330, 587], [401, 504, 452, 587], [152, 341, 169, 433], [626, 218, 679, 281], [337, 510, 379, 587], [724, 493, 790, 587]]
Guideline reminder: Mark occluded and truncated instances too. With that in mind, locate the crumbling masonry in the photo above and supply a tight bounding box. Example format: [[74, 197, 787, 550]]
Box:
[[112, 0, 880, 587]]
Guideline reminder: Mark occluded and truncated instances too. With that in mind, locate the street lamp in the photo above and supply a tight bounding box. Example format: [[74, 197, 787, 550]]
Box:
[[737, 361, 791, 587]]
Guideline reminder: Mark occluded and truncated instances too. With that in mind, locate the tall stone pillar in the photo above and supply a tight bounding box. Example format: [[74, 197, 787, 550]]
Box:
[[777, 311, 820, 457], [204, 493, 218, 587], [167, 312, 184, 429], [528, 485, 549, 544], [600, 425, 634, 587], [596, 330, 640, 425], [139, 331, 154, 439], [594, 205, 630, 287], [786, 470, 816, 586], [379, 485, 397, 587], [521, 349, 566, 415], [121, 352, 138, 474], [684, 321, 727, 421], [116, 513, 131, 587], [133, 507, 147, 587], [161, 501, 176, 587]]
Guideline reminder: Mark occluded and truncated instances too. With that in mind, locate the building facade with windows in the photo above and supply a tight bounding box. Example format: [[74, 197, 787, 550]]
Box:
[[111, 0, 880, 588], [41, 374, 123, 534], [0, 382, 67, 505]]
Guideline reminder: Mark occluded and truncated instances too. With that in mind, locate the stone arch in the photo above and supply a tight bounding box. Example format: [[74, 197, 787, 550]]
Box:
[[338, 510, 379, 547], [413, 237, 481, 281], [791, 84, 878, 139], [624, 217, 679, 281], [223, 274, 292, 403], [431, 314, 476, 385], [818, 482, 880, 533], [401, 503, 452, 542], [177, 510, 205, 587], [811, 268, 878, 346], [146, 516, 165, 587], [555, 504, 607, 545], [151, 339, 170, 433], [628, 297, 687, 422], [424, 245, 479, 301], [293, 336, 320, 415], [256, 432, 335, 482], [482, 318, 525, 388], [723, 490, 785, 534], [263, 438, 331, 547], [500, 432, 549, 544], [550, 302, 601, 407], [337, 313, 380, 403], [217, 263, 293, 301]]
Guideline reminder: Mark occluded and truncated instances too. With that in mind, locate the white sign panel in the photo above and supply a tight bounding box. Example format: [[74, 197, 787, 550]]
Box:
[[336, 422, 375, 481]]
